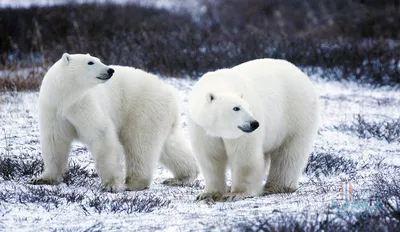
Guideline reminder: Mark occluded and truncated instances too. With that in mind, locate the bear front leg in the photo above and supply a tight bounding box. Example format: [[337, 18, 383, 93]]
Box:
[[264, 135, 312, 195], [188, 121, 227, 202], [29, 120, 73, 185], [195, 153, 227, 202], [223, 138, 264, 202], [88, 127, 125, 193]]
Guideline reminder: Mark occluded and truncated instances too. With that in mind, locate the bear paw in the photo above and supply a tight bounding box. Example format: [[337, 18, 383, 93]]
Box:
[[162, 175, 194, 186], [263, 183, 296, 195], [102, 180, 124, 193], [125, 178, 150, 191], [162, 178, 186, 186], [221, 192, 252, 202], [196, 192, 223, 202], [28, 177, 60, 185]]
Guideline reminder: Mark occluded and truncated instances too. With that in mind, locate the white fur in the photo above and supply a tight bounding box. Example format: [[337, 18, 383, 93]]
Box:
[[188, 58, 320, 201], [31, 53, 199, 192]]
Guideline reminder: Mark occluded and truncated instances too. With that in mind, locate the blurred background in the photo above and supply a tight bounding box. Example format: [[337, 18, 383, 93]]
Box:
[[1, 0, 400, 90]]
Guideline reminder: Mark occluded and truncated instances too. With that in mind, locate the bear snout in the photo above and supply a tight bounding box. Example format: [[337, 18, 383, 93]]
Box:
[[107, 68, 115, 77], [250, 120, 259, 130], [98, 68, 114, 80], [238, 120, 259, 133]]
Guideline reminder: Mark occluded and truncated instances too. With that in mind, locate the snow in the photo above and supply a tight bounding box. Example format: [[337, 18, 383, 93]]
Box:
[[0, 0, 205, 14], [0, 75, 399, 231], [0, 0, 206, 24]]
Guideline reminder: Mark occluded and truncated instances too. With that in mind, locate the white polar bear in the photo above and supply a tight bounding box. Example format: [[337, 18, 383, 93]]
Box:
[[30, 53, 199, 192], [187, 58, 319, 201]]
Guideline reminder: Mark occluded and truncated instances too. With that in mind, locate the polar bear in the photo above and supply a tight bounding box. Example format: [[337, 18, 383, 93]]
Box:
[[187, 58, 319, 201], [30, 53, 199, 192]]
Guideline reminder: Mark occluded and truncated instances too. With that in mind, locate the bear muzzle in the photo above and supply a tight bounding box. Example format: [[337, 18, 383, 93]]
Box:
[[238, 120, 259, 133], [97, 68, 115, 80]]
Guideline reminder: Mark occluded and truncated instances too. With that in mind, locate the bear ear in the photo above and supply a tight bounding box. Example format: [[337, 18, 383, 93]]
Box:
[[62, 53, 70, 64], [206, 93, 215, 103]]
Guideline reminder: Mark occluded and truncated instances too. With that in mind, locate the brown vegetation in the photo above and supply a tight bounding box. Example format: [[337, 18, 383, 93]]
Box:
[[1, 0, 399, 91]]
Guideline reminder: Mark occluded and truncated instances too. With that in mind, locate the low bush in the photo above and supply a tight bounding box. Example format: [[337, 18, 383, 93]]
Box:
[[336, 115, 400, 143], [0, 0, 399, 91]]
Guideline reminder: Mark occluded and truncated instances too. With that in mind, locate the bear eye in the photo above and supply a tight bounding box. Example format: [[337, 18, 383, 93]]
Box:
[[233, 107, 241, 111], [88, 61, 94, 65]]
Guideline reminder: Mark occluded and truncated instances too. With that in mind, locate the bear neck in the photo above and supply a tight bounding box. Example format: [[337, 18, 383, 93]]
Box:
[[42, 70, 89, 109]]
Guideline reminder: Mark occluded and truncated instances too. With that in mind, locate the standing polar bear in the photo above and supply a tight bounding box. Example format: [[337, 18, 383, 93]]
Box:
[[188, 58, 319, 201], [30, 53, 199, 192]]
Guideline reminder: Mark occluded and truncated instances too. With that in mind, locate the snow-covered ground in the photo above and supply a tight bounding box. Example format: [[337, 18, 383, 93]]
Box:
[[0, 0, 206, 22], [0, 75, 399, 231], [0, 0, 205, 13]]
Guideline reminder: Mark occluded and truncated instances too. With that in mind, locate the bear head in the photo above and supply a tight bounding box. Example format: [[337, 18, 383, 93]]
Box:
[[61, 53, 115, 89], [194, 92, 259, 139]]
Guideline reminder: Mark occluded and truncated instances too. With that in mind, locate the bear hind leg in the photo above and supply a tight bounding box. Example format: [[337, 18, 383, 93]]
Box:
[[29, 125, 73, 186], [160, 126, 199, 186], [122, 128, 168, 191]]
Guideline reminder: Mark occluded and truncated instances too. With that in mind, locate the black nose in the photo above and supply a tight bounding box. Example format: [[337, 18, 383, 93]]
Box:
[[250, 121, 259, 130], [107, 68, 114, 77]]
